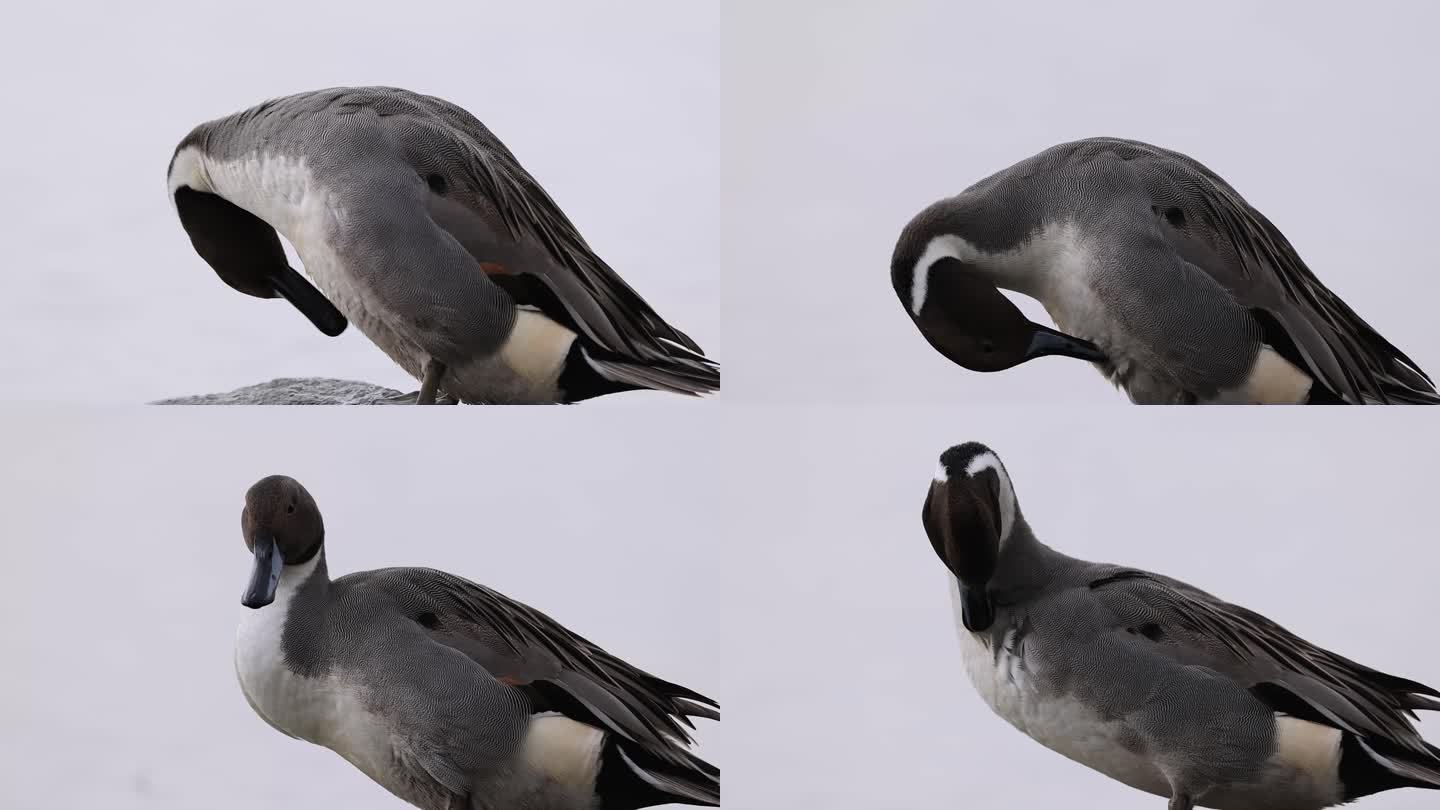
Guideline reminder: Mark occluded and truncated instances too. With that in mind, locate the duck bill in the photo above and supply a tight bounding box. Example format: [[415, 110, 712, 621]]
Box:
[[242, 534, 285, 609], [1024, 325, 1107, 364], [959, 584, 995, 632], [271, 266, 348, 337]]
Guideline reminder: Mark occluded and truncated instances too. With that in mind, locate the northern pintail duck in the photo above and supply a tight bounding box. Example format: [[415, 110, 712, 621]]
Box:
[[169, 87, 719, 404], [234, 475, 719, 809], [922, 442, 1440, 809], [892, 138, 1437, 404]]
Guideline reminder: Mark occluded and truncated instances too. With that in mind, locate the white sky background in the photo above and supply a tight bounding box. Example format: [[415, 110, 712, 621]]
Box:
[[722, 0, 1440, 403], [0, 406, 727, 808], [2, 409, 1438, 809], [4, 2, 1440, 810], [2, 409, 1440, 807], [718, 406, 1440, 809], [0, 1, 719, 403]]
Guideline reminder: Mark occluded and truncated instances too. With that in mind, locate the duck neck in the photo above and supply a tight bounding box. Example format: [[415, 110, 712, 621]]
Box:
[[275, 548, 333, 676], [277, 547, 329, 602], [988, 517, 1067, 600]]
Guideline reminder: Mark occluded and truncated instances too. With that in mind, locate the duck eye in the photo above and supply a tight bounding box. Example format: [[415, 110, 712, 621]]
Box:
[[1153, 205, 1186, 228], [426, 173, 447, 194], [286, 502, 296, 514]]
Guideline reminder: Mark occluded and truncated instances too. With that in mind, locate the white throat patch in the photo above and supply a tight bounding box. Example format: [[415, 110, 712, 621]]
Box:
[[234, 552, 329, 740], [964, 451, 1016, 545]]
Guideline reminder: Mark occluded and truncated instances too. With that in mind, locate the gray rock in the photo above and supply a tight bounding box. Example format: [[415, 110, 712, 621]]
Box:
[[152, 377, 411, 405]]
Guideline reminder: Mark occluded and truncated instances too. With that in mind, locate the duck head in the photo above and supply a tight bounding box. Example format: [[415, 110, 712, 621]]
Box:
[[890, 206, 1106, 372], [923, 442, 1020, 633], [240, 475, 325, 609], [168, 134, 347, 337]]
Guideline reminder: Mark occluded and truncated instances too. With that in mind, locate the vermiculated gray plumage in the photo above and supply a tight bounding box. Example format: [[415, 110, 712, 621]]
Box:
[[280, 559, 720, 809], [924, 442, 1440, 808], [170, 87, 717, 403], [234, 476, 718, 810], [893, 138, 1436, 404]]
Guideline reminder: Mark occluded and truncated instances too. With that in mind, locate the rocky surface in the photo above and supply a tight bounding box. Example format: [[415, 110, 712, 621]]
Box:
[[152, 377, 411, 405]]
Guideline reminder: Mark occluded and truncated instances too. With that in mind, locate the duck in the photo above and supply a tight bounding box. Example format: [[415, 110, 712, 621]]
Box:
[[922, 441, 1440, 808], [233, 475, 719, 809], [891, 138, 1437, 404], [169, 87, 718, 404]]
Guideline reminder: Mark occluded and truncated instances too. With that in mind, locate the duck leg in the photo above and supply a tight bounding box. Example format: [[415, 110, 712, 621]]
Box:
[[1167, 792, 1194, 810], [417, 358, 448, 405]]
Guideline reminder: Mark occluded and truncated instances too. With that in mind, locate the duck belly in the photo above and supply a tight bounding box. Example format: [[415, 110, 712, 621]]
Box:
[[949, 579, 1170, 797], [953, 617, 1342, 807], [956, 627, 1173, 798], [234, 612, 406, 802]]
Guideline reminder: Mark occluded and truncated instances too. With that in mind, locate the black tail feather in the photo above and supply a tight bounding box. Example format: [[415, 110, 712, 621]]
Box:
[[1341, 732, 1440, 801], [596, 736, 719, 809], [559, 340, 720, 401]]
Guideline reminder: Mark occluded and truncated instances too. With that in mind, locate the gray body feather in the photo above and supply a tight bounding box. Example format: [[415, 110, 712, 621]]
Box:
[[925, 443, 1440, 808], [240, 553, 719, 810], [897, 138, 1436, 403], [171, 87, 717, 403], [976, 538, 1440, 807]]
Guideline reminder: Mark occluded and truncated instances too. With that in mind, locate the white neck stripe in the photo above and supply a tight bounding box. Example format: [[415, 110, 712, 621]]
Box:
[[167, 146, 213, 200], [964, 452, 1016, 545], [909, 234, 983, 317], [910, 237, 964, 316], [270, 551, 324, 609]]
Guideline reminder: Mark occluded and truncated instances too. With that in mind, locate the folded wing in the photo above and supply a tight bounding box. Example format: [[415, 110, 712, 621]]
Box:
[[1089, 567, 1440, 763]]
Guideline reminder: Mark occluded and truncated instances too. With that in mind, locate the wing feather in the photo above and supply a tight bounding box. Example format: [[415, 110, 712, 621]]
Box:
[[373, 567, 717, 773], [1092, 137, 1437, 403], [397, 91, 707, 360], [1090, 567, 1440, 757]]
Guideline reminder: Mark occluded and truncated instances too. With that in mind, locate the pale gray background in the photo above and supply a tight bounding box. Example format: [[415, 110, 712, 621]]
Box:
[[723, 0, 1440, 403], [719, 407, 1439, 808], [2, 409, 1437, 809], [0, 407, 726, 808], [0, 0, 719, 403]]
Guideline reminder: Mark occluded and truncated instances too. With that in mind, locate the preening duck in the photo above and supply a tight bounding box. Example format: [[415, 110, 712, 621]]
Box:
[[170, 87, 719, 404], [234, 475, 719, 809], [923, 442, 1440, 808], [892, 139, 1437, 404]]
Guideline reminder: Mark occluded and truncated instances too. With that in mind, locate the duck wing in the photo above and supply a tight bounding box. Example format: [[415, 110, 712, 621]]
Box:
[[369, 566, 718, 783], [361, 89, 711, 358], [1088, 565, 1440, 765], [1092, 137, 1436, 403]]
